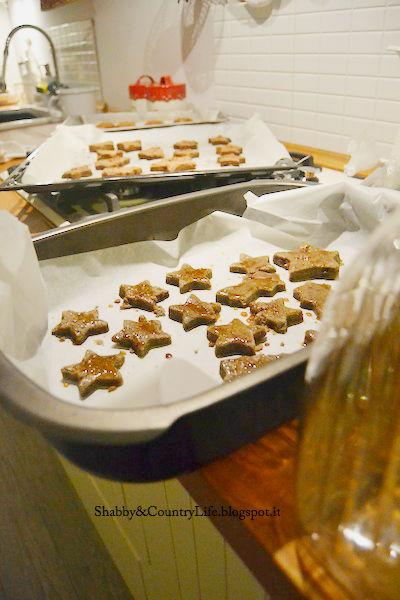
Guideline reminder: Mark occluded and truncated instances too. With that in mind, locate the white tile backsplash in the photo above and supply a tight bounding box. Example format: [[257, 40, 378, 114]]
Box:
[[385, 6, 400, 30], [211, 0, 400, 155]]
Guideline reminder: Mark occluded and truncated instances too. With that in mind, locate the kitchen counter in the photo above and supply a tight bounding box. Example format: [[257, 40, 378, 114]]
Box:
[[0, 141, 367, 600]]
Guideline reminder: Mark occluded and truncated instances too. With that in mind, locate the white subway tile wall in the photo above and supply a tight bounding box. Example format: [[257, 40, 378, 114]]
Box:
[[211, 0, 400, 156]]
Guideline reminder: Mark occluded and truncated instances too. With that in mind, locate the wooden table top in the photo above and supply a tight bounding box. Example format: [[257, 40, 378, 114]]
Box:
[[0, 158, 53, 234], [0, 144, 363, 599]]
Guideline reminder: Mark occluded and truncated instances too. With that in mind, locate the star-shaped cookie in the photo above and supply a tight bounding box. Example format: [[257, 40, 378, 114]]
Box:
[[293, 282, 331, 318], [220, 354, 277, 382], [216, 273, 285, 308], [61, 350, 124, 398], [102, 166, 142, 178], [96, 149, 123, 159], [112, 316, 171, 358], [150, 158, 196, 173], [216, 144, 243, 155], [173, 149, 199, 158], [209, 135, 231, 145], [250, 298, 303, 333], [52, 309, 109, 345], [89, 141, 114, 152], [119, 281, 169, 316], [230, 254, 276, 275], [62, 166, 92, 180], [95, 156, 129, 170], [169, 295, 221, 331], [207, 318, 267, 358], [217, 154, 246, 166], [273, 244, 340, 281], [117, 141, 142, 152], [166, 264, 212, 293], [138, 147, 164, 159], [173, 140, 198, 150]]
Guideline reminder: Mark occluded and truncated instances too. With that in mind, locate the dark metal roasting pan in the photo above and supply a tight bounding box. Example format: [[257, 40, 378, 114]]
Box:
[[0, 180, 309, 481]]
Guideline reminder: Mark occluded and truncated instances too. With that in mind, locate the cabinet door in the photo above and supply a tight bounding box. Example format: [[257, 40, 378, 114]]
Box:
[[59, 455, 267, 600]]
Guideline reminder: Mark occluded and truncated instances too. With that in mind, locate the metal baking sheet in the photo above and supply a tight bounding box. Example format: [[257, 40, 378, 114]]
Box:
[[3, 178, 390, 483], [0, 116, 291, 194], [0, 180, 310, 481]]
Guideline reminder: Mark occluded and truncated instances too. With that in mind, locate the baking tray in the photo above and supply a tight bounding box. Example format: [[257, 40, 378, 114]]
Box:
[[0, 116, 295, 195], [0, 180, 309, 482], [0, 150, 296, 195]]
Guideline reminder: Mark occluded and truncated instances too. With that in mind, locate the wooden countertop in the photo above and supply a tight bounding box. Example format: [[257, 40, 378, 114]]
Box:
[[0, 158, 53, 234], [0, 142, 364, 599]]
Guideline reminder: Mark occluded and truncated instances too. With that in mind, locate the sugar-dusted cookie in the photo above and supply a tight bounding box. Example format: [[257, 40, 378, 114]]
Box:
[[102, 165, 142, 178], [96, 121, 115, 129], [52, 309, 109, 345], [174, 117, 193, 123], [304, 329, 317, 346], [62, 166, 92, 180], [61, 350, 124, 398], [150, 158, 196, 173], [220, 354, 277, 382], [112, 316, 171, 358], [293, 282, 331, 318], [230, 254, 275, 275], [166, 263, 212, 293], [95, 156, 129, 170], [173, 140, 198, 150], [250, 298, 303, 333], [117, 140, 142, 152], [216, 144, 243, 155], [96, 149, 123, 159], [218, 154, 245, 166], [89, 141, 114, 152], [209, 135, 231, 145], [145, 119, 163, 125], [207, 319, 267, 358], [216, 273, 285, 308], [138, 147, 164, 160], [119, 281, 169, 316], [169, 294, 221, 331], [173, 149, 199, 158], [273, 244, 340, 281]]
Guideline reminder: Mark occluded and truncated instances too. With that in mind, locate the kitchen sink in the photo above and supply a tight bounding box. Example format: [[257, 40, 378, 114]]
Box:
[[0, 105, 58, 130]]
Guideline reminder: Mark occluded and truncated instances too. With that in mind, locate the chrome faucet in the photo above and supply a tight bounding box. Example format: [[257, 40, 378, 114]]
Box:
[[0, 24, 60, 93]]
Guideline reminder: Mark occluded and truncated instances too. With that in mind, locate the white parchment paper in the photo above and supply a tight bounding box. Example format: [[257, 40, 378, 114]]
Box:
[[0, 211, 47, 359], [21, 114, 289, 185], [6, 181, 400, 410]]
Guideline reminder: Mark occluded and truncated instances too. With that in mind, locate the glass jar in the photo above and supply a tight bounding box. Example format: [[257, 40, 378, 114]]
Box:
[[296, 210, 400, 600]]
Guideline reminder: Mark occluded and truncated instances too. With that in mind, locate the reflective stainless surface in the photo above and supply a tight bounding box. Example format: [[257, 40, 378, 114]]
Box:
[[0, 106, 56, 131]]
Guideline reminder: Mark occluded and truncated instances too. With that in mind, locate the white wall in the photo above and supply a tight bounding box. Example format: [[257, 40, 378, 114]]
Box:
[[6, 0, 215, 110], [211, 0, 400, 157], [92, 0, 214, 110], [6, 0, 398, 156]]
